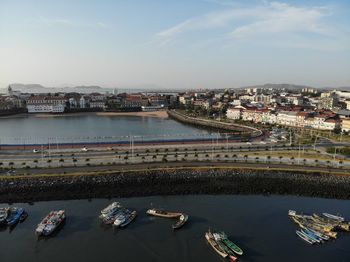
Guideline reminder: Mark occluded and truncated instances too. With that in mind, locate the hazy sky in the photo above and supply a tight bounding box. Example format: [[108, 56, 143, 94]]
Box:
[[1, 0, 349, 89]]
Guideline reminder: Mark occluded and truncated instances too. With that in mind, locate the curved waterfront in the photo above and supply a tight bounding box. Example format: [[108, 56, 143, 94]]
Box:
[[0, 195, 349, 262]]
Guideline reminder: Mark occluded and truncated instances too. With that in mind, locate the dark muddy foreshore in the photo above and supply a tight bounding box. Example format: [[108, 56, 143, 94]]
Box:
[[1, 168, 350, 203]]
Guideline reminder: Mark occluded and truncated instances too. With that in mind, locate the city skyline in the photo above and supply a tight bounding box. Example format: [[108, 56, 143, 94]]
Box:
[[1, 0, 350, 89]]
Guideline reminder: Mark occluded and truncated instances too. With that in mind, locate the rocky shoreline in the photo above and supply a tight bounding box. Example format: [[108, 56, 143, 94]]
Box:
[[1, 168, 350, 203]]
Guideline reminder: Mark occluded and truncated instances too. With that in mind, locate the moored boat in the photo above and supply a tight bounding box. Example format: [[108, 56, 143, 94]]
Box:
[[113, 209, 131, 227], [215, 231, 243, 256], [172, 214, 188, 229], [120, 210, 137, 228], [296, 230, 316, 244], [306, 227, 329, 241], [322, 213, 345, 222], [301, 228, 322, 243], [19, 212, 28, 223], [146, 208, 182, 218], [205, 231, 236, 261], [6, 207, 25, 226], [100, 202, 122, 218], [36, 210, 66, 236], [0, 207, 9, 225]]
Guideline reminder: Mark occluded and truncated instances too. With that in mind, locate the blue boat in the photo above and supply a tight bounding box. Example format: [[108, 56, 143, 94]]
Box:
[[301, 228, 321, 243], [6, 207, 25, 226]]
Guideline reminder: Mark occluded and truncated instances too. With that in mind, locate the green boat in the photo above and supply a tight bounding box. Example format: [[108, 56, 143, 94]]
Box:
[[215, 232, 243, 256], [216, 238, 237, 259]]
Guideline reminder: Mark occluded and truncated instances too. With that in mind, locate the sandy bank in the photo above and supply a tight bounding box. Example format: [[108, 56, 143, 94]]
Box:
[[96, 111, 168, 118]]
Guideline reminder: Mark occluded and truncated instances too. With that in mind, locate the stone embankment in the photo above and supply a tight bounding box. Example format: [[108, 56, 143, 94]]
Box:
[[1, 168, 349, 203], [167, 110, 262, 137]]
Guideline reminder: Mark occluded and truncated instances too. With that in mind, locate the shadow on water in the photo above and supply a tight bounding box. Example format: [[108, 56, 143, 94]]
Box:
[[227, 234, 263, 262], [181, 215, 208, 230], [66, 215, 95, 233]]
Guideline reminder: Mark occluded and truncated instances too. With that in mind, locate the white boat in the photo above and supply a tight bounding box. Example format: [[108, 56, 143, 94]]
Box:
[[36, 210, 65, 236], [0, 207, 9, 224], [322, 213, 345, 222], [113, 210, 130, 227], [100, 202, 122, 218]]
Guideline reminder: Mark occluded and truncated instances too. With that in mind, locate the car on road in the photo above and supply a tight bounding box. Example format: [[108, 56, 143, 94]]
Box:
[[81, 147, 88, 152], [6, 170, 16, 176], [246, 142, 252, 145], [33, 149, 40, 153]]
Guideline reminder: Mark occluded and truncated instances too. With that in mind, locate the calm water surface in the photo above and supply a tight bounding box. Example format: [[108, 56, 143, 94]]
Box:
[[0, 195, 349, 262], [0, 114, 212, 144]]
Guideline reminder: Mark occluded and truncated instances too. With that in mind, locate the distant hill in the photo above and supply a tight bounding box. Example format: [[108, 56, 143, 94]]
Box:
[[0, 83, 168, 94], [0, 83, 109, 94]]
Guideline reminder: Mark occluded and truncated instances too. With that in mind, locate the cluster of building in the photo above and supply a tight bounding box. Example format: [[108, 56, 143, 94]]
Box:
[[1, 84, 350, 133], [0, 86, 175, 114], [178, 87, 350, 133]]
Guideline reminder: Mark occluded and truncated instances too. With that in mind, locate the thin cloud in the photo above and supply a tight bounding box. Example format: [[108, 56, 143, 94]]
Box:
[[153, 1, 340, 49], [228, 2, 331, 38], [31, 16, 108, 29]]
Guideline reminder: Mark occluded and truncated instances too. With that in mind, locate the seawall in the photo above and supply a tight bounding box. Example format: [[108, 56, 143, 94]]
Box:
[[167, 110, 262, 138], [1, 168, 350, 203]]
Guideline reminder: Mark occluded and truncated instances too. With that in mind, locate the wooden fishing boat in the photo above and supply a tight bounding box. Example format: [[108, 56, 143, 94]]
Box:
[[172, 214, 188, 229], [205, 231, 236, 261], [296, 230, 315, 245], [146, 208, 181, 218], [215, 231, 243, 256]]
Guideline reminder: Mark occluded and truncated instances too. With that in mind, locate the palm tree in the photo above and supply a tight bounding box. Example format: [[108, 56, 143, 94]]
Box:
[[244, 155, 248, 162]]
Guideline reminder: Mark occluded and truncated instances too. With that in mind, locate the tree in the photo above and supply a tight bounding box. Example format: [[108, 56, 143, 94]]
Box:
[[333, 127, 342, 135]]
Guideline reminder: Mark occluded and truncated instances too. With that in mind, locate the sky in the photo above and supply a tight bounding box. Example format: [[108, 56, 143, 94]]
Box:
[[0, 0, 350, 90]]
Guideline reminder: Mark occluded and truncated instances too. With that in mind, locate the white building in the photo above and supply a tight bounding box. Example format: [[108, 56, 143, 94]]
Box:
[[26, 96, 67, 113], [276, 111, 298, 126], [80, 96, 87, 108], [226, 108, 242, 120]]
